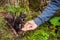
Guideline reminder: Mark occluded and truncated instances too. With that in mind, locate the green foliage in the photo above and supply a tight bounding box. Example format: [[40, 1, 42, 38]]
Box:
[[5, 4, 27, 17], [6, 4, 26, 13], [6, 4, 16, 13], [15, 5, 26, 12], [49, 32, 57, 40], [50, 17, 60, 26], [0, 16, 6, 27], [27, 30, 49, 40], [29, 0, 40, 11], [57, 27, 60, 38], [1, 32, 13, 40], [0, 8, 4, 12], [49, 16, 60, 40], [25, 13, 32, 21], [0, 16, 14, 40]]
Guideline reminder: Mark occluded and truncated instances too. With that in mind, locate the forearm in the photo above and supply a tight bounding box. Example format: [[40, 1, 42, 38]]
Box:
[[34, 1, 60, 26]]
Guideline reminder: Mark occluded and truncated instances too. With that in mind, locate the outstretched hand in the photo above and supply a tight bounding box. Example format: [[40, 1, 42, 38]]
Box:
[[21, 20, 38, 31]]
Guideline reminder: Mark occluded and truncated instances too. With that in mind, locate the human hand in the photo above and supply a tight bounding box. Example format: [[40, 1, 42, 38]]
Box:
[[21, 20, 38, 31]]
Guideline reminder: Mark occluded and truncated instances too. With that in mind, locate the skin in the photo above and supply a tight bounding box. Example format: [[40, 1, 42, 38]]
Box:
[[21, 20, 38, 31]]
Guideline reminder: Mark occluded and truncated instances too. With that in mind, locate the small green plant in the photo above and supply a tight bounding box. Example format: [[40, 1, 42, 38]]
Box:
[[6, 4, 16, 13], [49, 16, 60, 40], [6, 4, 26, 13], [5, 4, 27, 17], [50, 17, 60, 26]]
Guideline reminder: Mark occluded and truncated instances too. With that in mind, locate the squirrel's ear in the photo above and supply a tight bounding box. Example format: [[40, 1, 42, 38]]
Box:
[[20, 12, 26, 18]]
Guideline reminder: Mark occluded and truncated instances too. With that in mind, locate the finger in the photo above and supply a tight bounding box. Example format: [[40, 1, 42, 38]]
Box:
[[23, 22, 31, 29], [26, 25, 34, 31], [26, 27, 33, 30], [22, 24, 31, 31], [21, 22, 29, 29], [21, 24, 30, 31], [24, 22, 29, 28], [24, 21, 32, 26]]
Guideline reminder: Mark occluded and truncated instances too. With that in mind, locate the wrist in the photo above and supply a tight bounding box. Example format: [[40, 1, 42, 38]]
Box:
[[34, 18, 42, 26]]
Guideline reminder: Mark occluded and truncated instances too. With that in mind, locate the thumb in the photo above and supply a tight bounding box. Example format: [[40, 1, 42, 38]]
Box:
[[21, 27, 27, 31]]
